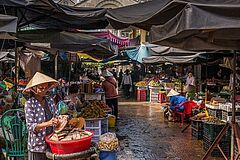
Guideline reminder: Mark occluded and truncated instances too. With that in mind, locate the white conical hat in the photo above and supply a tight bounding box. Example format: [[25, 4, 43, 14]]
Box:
[[167, 89, 180, 97], [23, 72, 58, 94]]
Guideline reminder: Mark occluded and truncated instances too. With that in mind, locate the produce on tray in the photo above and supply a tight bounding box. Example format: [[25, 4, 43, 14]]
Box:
[[191, 112, 207, 120], [136, 81, 148, 87], [80, 101, 106, 118], [98, 133, 119, 151], [148, 80, 162, 87], [202, 116, 225, 124], [210, 97, 226, 106]]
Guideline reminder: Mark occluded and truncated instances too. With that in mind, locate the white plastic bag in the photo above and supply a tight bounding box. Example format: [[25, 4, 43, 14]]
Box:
[[98, 132, 119, 151]]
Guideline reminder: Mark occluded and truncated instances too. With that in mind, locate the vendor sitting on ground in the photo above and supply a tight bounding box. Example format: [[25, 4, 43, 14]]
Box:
[[166, 89, 187, 121]]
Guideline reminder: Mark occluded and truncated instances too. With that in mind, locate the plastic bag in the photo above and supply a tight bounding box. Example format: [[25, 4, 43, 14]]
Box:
[[98, 133, 119, 151], [57, 101, 69, 115], [129, 87, 133, 92]]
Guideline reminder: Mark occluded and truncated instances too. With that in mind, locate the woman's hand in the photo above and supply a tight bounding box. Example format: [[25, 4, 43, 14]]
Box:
[[35, 118, 59, 132], [47, 118, 59, 127]]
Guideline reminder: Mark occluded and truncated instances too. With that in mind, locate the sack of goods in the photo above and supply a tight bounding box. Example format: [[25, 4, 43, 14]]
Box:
[[98, 133, 119, 151]]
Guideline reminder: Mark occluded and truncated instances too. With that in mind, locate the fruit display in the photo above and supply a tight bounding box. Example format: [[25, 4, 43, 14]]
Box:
[[98, 133, 119, 151], [135, 81, 148, 87], [80, 101, 106, 119], [148, 80, 163, 87]]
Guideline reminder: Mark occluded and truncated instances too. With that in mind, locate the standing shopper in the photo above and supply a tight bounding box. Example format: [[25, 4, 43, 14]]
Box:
[[23, 72, 59, 160], [102, 70, 118, 118], [118, 69, 123, 87], [121, 69, 132, 99]]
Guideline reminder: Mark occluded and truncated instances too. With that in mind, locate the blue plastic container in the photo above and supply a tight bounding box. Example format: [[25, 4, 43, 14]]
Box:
[[99, 151, 117, 160]]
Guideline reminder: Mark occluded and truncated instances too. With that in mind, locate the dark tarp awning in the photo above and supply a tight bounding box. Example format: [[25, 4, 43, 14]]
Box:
[[106, 0, 172, 30], [1, 0, 108, 30], [149, 0, 240, 50], [0, 14, 18, 33], [150, 45, 200, 56], [16, 30, 115, 58], [142, 53, 204, 64]]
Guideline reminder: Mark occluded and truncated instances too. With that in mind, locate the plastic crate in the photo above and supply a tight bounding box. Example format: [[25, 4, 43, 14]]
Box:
[[85, 119, 101, 128], [203, 136, 230, 157], [137, 89, 147, 101], [221, 110, 240, 122], [158, 93, 167, 103], [191, 119, 204, 130], [192, 128, 203, 140], [208, 108, 222, 119], [203, 122, 230, 142], [101, 117, 108, 134]]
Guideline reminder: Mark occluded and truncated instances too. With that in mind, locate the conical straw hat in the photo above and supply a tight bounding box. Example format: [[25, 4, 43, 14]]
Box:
[[23, 72, 58, 94], [167, 89, 180, 97]]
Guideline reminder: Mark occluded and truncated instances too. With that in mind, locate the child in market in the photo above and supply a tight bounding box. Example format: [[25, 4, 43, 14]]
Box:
[[64, 84, 82, 116]]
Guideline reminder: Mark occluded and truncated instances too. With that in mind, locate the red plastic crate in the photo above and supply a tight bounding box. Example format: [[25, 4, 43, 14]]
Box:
[[137, 89, 147, 101], [158, 93, 167, 103]]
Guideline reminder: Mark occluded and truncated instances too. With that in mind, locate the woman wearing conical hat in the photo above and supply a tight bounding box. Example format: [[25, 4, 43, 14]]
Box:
[[23, 72, 59, 160], [166, 89, 187, 121]]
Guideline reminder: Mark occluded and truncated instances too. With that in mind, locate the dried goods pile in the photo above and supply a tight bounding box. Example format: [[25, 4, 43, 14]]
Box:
[[98, 133, 119, 151], [80, 101, 106, 119], [49, 116, 90, 142], [50, 128, 92, 141]]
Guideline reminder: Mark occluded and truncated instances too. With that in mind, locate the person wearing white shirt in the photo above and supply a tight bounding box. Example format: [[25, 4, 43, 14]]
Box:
[[186, 72, 195, 86], [121, 69, 132, 98]]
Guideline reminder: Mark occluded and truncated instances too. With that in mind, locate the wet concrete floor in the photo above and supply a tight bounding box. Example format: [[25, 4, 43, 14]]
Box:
[[115, 101, 223, 160]]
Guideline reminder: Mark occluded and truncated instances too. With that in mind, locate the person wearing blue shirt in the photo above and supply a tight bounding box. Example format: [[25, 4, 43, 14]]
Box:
[[167, 89, 186, 112]]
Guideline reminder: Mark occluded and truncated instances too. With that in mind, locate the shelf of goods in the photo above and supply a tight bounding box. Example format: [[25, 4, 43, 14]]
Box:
[[84, 117, 108, 143], [149, 87, 166, 103], [203, 121, 231, 157]]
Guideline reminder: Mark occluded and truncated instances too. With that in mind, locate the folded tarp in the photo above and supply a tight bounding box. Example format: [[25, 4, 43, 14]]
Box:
[[1, 0, 108, 30], [150, 46, 200, 56], [142, 53, 204, 64]]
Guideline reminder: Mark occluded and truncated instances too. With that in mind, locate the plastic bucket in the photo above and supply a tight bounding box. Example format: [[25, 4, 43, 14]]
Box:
[[108, 115, 116, 128], [45, 131, 93, 154], [99, 151, 117, 160]]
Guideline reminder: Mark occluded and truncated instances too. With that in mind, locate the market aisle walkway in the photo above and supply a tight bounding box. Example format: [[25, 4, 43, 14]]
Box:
[[115, 101, 220, 160]]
